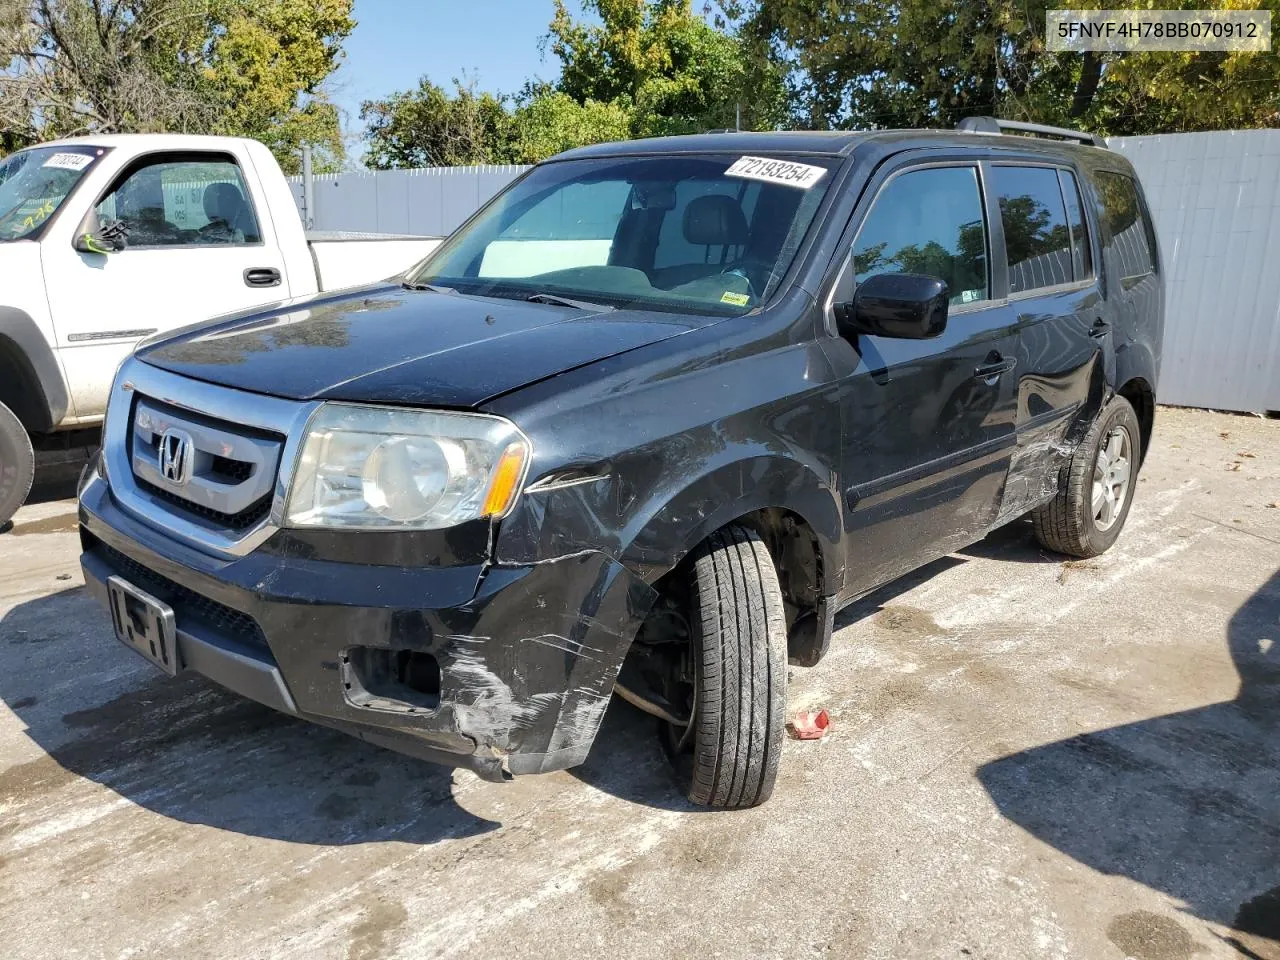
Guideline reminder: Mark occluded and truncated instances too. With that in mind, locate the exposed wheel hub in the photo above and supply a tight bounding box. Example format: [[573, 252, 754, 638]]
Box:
[[1092, 424, 1132, 532]]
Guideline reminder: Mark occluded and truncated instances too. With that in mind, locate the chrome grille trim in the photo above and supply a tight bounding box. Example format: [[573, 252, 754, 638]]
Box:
[[104, 356, 322, 558], [131, 398, 281, 518]]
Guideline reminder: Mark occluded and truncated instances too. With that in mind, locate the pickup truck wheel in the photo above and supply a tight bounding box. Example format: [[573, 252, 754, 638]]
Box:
[[1032, 395, 1141, 558], [0, 401, 35, 530], [667, 524, 787, 809]]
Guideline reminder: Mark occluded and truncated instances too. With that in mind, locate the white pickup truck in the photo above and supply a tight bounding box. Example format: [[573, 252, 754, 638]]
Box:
[[0, 133, 442, 525]]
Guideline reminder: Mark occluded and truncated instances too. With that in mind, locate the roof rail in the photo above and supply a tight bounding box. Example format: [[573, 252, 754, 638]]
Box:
[[956, 116, 1106, 149]]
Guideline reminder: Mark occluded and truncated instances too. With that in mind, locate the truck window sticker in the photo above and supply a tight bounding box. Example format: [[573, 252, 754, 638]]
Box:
[[43, 153, 94, 171]]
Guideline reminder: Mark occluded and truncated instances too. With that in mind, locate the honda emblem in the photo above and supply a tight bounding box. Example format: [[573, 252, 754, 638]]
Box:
[[158, 428, 194, 485]]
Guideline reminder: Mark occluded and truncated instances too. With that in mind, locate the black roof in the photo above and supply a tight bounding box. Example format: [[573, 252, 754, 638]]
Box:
[[552, 128, 1115, 163]]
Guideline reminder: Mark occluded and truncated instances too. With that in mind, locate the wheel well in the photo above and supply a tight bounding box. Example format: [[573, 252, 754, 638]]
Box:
[[625, 507, 828, 715], [0, 336, 53, 433], [735, 508, 824, 634], [650, 507, 826, 634], [1117, 377, 1155, 465]]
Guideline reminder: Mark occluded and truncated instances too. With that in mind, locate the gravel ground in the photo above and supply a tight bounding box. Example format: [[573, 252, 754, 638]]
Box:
[[0, 406, 1276, 960]]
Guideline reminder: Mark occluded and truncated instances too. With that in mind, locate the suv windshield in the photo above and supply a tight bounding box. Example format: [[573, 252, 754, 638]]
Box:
[[0, 145, 104, 241], [410, 153, 839, 315]]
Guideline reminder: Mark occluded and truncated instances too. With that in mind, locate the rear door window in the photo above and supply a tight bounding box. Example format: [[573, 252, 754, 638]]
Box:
[[991, 165, 1073, 294], [852, 165, 989, 306], [1094, 170, 1158, 286]]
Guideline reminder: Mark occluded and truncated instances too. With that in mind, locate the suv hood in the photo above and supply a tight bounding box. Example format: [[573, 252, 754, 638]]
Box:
[[136, 283, 710, 408]]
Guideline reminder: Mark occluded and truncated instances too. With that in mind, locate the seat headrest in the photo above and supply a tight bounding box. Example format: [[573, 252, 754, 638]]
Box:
[[203, 182, 246, 223], [682, 194, 749, 246]]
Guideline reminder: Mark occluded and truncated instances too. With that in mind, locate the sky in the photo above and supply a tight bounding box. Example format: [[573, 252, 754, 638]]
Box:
[[330, 0, 587, 146]]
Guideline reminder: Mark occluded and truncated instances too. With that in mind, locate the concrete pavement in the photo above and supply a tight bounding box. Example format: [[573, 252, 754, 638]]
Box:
[[0, 406, 1276, 960]]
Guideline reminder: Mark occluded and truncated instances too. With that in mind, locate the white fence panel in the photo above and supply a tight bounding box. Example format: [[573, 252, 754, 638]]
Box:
[[1110, 131, 1280, 412]]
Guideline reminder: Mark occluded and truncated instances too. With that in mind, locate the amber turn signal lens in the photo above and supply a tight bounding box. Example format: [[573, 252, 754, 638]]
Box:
[[481, 442, 528, 517]]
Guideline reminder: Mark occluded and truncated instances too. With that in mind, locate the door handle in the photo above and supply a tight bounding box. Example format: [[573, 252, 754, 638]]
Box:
[[1089, 318, 1111, 339], [973, 351, 1016, 382], [244, 267, 282, 288]]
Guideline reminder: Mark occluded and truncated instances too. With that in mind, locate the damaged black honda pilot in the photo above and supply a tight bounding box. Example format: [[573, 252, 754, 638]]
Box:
[[79, 118, 1163, 808]]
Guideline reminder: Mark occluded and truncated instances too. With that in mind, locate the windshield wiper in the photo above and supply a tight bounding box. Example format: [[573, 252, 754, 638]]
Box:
[[525, 292, 615, 312], [401, 280, 456, 293]]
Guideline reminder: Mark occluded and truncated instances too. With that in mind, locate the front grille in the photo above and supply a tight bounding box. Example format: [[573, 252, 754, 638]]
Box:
[[97, 542, 271, 655], [129, 395, 282, 532], [210, 455, 254, 483], [136, 477, 273, 530]]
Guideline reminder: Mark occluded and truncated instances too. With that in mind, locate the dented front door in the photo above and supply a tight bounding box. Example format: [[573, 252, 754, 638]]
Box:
[[821, 160, 1020, 602]]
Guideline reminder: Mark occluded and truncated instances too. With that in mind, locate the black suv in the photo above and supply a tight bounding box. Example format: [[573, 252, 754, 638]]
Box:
[[79, 119, 1163, 808]]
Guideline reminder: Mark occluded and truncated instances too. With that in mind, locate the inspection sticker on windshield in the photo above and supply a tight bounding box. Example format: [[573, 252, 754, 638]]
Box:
[[42, 152, 93, 171], [725, 156, 826, 189]]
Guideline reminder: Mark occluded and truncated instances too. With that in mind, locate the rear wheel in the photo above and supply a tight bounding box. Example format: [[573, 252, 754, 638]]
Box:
[[1032, 395, 1141, 558], [663, 524, 787, 809], [0, 401, 34, 531]]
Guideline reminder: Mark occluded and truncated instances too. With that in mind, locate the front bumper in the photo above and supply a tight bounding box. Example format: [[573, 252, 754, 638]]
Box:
[[78, 470, 657, 782]]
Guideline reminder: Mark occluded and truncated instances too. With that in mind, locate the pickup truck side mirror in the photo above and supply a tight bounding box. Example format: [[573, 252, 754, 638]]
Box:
[[73, 210, 128, 255], [833, 273, 950, 340]]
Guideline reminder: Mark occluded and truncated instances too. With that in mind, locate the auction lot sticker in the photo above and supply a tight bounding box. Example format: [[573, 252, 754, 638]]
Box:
[[43, 152, 94, 171], [1047, 9, 1271, 52], [726, 156, 826, 189]]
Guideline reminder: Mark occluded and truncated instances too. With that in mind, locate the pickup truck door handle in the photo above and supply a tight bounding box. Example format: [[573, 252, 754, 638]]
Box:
[[1089, 318, 1111, 339], [244, 267, 282, 288], [973, 351, 1016, 382]]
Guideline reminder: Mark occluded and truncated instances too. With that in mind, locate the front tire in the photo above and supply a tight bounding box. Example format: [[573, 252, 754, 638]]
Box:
[[0, 401, 34, 530], [1032, 395, 1141, 558], [674, 524, 788, 809]]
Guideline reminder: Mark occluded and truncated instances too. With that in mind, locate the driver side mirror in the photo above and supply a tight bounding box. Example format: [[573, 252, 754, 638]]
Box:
[[73, 209, 127, 255], [833, 273, 949, 341]]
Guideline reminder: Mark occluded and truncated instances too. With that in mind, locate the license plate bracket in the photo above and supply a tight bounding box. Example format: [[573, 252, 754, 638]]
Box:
[[107, 575, 179, 676]]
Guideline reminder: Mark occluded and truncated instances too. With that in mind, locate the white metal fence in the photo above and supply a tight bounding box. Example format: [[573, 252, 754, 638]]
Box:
[[287, 164, 528, 237], [293, 132, 1280, 413], [1109, 131, 1280, 413]]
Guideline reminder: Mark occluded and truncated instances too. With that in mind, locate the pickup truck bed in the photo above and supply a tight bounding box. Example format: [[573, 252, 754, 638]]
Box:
[[306, 232, 441, 292]]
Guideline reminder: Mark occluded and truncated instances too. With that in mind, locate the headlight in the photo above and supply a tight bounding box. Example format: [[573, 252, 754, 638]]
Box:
[[284, 403, 530, 530]]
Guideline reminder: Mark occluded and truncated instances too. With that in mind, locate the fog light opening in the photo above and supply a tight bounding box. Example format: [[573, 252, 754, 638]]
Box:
[[341, 647, 441, 714]]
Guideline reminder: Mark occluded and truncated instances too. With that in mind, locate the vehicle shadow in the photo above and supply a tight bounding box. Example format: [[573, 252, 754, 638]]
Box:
[[565, 697, 709, 813], [977, 569, 1280, 957], [25, 475, 81, 506], [958, 515, 1063, 564], [0, 585, 499, 846], [834, 554, 969, 630]]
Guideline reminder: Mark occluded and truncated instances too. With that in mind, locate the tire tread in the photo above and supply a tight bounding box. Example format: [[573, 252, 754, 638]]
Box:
[[1032, 396, 1141, 558], [687, 524, 786, 808]]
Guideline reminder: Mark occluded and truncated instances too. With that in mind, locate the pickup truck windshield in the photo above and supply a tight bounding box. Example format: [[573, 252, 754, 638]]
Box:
[[0, 145, 103, 241], [411, 153, 839, 315]]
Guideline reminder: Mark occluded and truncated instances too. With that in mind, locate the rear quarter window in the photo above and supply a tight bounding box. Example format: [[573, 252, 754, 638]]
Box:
[[1093, 170, 1158, 285]]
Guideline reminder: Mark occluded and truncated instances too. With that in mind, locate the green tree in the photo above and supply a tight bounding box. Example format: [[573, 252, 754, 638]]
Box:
[[737, 0, 1280, 135], [0, 0, 353, 171], [549, 0, 787, 135], [361, 78, 515, 168], [508, 88, 632, 163], [360, 0, 786, 168], [189, 0, 354, 172], [735, 0, 1053, 129]]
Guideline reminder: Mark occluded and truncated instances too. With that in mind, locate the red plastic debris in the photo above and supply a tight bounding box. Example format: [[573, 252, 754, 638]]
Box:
[[787, 708, 831, 740]]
